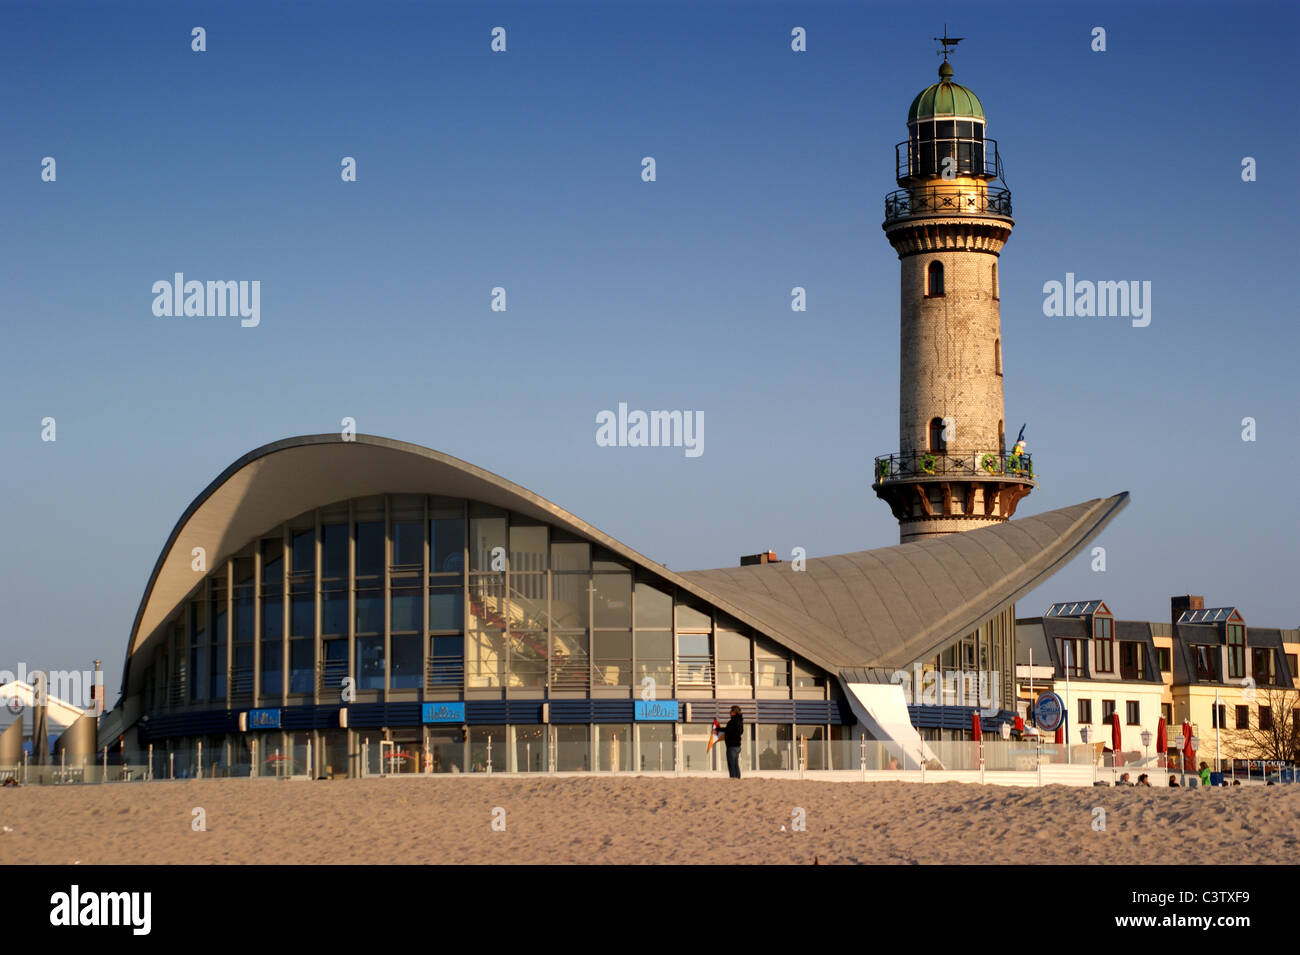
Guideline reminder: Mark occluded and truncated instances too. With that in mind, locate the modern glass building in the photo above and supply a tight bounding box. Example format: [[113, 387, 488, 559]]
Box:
[[111, 434, 1125, 777]]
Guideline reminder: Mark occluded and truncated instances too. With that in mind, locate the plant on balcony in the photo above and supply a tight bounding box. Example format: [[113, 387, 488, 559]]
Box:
[[921, 453, 936, 475], [875, 459, 890, 482], [980, 453, 999, 474]]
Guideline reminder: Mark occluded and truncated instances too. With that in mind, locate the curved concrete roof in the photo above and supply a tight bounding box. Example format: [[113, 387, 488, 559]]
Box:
[[123, 434, 1127, 693], [681, 492, 1128, 671]]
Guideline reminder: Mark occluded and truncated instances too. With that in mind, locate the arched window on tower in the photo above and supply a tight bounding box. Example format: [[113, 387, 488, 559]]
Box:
[[927, 261, 944, 296], [992, 261, 998, 299], [929, 417, 947, 453], [995, 338, 1002, 376], [998, 420, 1005, 454]]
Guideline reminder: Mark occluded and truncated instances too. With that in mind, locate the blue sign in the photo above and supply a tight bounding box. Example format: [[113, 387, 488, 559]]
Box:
[[422, 702, 465, 724], [1033, 692, 1064, 732], [248, 708, 281, 729], [634, 700, 679, 721]]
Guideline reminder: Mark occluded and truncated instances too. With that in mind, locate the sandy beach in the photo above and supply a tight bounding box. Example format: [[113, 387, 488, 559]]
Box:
[[3, 776, 1296, 865]]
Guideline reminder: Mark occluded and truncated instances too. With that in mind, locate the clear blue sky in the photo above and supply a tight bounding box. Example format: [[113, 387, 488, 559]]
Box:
[[2, 0, 1297, 691]]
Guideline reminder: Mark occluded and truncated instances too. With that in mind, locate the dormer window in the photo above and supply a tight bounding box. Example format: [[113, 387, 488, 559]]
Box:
[[1252, 646, 1275, 685], [1227, 622, 1246, 679], [927, 261, 945, 296], [1093, 613, 1113, 672], [1194, 646, 1221, 681], [1058, 638, 1083, 677]]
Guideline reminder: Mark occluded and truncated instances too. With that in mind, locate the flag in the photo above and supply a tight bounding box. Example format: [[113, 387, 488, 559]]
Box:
[[706, 718, 722, 752]]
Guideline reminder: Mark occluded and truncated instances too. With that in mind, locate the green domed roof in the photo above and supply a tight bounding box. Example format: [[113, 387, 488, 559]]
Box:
[[907, 61, 985, 122]]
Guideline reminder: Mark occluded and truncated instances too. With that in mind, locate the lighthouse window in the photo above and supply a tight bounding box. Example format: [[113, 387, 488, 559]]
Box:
[[936, 120, 955, 138], [927, 261, 944, 296], [928, 418, 946, 453]]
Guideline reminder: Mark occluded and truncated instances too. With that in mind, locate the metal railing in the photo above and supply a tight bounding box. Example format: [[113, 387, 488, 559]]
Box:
[[874, 449, 1034, 483], [425, 658, 463, 689], [8, 739, 1296, 784], [550, 654, 591, 691], [884, 184, 1012, 224], [319, 659, 348, 693], [230, 665, 254, 699], [165, 671, 187, 709], [675, 656, 714, 688]]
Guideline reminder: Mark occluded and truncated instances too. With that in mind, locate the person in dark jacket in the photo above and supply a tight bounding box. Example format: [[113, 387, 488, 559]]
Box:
[[723, 706, 744, 779]]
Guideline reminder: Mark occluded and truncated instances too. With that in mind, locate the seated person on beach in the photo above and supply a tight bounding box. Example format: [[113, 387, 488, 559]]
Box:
[[1115, 772, 1131, 786], [1168, 775, 1180, 787], [1136, 774, 1151, 787]]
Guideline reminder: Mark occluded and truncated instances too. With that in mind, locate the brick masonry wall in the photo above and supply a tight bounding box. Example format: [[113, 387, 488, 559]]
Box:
[[898, 243, 1006, 458]]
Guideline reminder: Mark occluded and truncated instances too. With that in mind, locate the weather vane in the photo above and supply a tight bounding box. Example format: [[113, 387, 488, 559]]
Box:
[[934, 26, 963, 62]]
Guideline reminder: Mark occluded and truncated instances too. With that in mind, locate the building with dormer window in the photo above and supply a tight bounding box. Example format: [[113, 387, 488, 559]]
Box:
[[1018, 595, 1299, 770], [1016, 602, 1166, 761]]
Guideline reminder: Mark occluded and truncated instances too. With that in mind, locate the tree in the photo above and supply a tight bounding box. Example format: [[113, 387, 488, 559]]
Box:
[[1220, 685, 1299, 763]]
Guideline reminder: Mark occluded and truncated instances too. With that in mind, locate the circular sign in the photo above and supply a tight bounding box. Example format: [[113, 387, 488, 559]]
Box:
[[1034, 692, 1064, 732]]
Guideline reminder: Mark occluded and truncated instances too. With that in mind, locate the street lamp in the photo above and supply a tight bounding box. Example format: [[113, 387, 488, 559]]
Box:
[[1000, 721, 1011, 741], [1141, 729, 1152, 760]]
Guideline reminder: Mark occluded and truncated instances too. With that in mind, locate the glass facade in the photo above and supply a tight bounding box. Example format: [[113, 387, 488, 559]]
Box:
[[260, 538, 284, 697], [139, 493, 848, 777]]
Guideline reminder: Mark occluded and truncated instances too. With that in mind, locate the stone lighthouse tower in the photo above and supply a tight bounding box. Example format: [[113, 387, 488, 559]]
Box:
[[872, 40, 1035, 543]]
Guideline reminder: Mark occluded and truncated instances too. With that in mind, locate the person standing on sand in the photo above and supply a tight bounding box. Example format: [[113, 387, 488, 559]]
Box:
[[723, 705, 744, 779], [1199, 761, 1211, 788]]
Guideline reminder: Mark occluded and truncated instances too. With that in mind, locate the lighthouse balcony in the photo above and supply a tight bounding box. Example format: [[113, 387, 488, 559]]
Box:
[[873, 450, 1035, 486], [883, 184, 1012, 225]]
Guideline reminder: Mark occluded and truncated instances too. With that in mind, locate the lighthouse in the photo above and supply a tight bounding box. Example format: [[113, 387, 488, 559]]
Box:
[[873, 37, 1035, 543]]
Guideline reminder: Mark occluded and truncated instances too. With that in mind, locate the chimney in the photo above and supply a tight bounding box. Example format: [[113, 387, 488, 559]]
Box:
[[740, 551, 781, 567], [1170, 595, 1203, 626]]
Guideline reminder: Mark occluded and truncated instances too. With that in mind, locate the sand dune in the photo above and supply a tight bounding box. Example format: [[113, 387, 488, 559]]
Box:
[[3, 776, 1296, 865]]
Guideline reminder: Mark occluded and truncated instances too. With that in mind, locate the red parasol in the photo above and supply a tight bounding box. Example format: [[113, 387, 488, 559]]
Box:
[[971, 711, 982, 766], [1054, 724, 1063, 744], [1111, 711, 1122, 754], [1156, 716, 1167, 754], [1182, 720, 1195, 771]]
